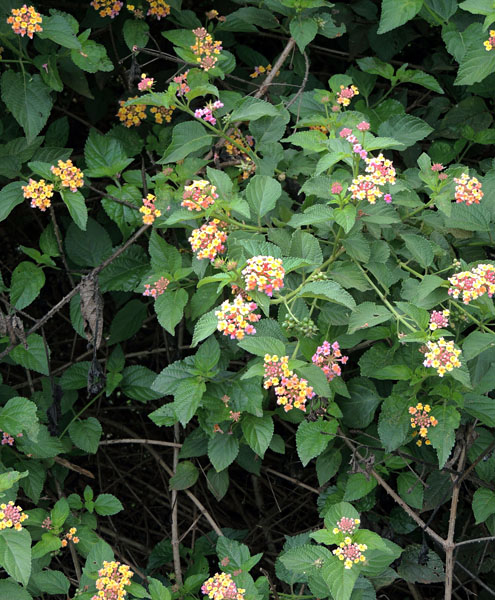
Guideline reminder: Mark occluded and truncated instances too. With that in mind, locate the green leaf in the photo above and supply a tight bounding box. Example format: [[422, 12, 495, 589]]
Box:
[[173, 378, 206, 426], [0, 182, 25, 223], [60, 189, 88, 231], [169, 461, 199, 490], [397, 472, 424, 509], [428, 405, 461, 468], [339, 378, 381, 429], [109, 300, 147, 345], [246, 175, 282, 219], [348, 302, 393, 334], [206, 468, 229, 501], [463, 331, 495, 361], [1, 72, 53, 143], [84, 130, 132, 177], [296, 419, 337, 467], [161, 122, 212, 163], [290, 17, 318, 52], [396, 68, 444, 93], [51, 497, 69, 529], [459, 0, 495, 16], [472, 488, 495, 523], [300, 281, 356, 308], [99, 246, 149, 292], [322, 554, 360, 600], [9, 262, 45, 310], [238, 336, 286, 357], [123, 19, 149, 50], [208, 434, 239, 472], [290, 230, 323, 266], [31, 532, 62, 559], [455, 33, 495, 85], [401, 233, 434, 267], [378, 394, 412, 452], [0, 471, 28, 494], [65, 219, 112, 267], [230, 97, 280, 122], [94, 493, 124, 516], [155, 289, 188, 335], [71, 39, 113, 73], [149, 230, 182, 272], [68, 417, 102, 454], [378, 0, 424, 34], [0, 528, 32, 586], [280, 544, 332, 574], [121, 366, 162, 402], [9, 334, 49, 375], [38, 14, 81, 49], [0, 397, 38, 438], [356, 57, 395, 79], [0, 580, 31, 600], [344, 472, 377, 501], [149, 578, 171, 600], [334, 205, 357, 234], [191, 309, 218, 347], [378, 114, 432, 148], [31, 570, 70, 595], [242, 414, 274, 457]]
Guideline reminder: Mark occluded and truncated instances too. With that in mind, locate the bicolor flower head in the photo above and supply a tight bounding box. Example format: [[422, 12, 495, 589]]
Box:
[[143, 277, 169, 298], [117, 97, 147, 127], [138, 73, 154, 91], [409, 403, 438, 446], [90, 0, 123, 18], [51, 159, 84, 192], [336, 85, 359, 107], [145, 0, 170, 19], [454, 173, 483, 205], [92, 561, 133, 600], [191, 27, 222, 71], [182, 180, 218, 211], [332, 517, 360, 535], [448, 264, 495, 304], [312, 341, 348, 382], [189, 219, 228, 261], [139, 193, 161, 225], [7, 5, 42, 38], [0, 501, 28, 531], [484, 30, 495, 51], [263, 355, 315, 412], [201, 573, 245, 600], [421, 338, 462, 377], [150, 106, 175, 124], [242, 256, 285, 297], [429, 309, 450, 331], [333, 540, 367, 569], [22, 179, 54, 212], [215, 295, 261, 340]]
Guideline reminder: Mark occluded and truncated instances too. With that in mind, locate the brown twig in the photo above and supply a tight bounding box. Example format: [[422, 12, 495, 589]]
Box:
[[455, 536, 495, 547], [171, 423, 183, 586], [99, 438, 182, 448], [263, 467, 319, 494], [285, 50, 310, 110], [254, 37, 296, 100]]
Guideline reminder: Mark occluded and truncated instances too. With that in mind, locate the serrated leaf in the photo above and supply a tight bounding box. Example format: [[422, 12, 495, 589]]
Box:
[[9, 262, 45, 310], [121, 366, 162, 402], [173, 378, 206, 426], [238, 336, 286, 357], [378, 394, 412, 452], [170, 461, 199, 490], [241, 414, 274, 457], [208, 434, 239, 472], [300, 281, 356, 308], [280, 544, 332, 574], [428, 404, 460, 468], [161, 122, 212, 163], [0, 181, 25, 222], [401, 233, 434, 267], [378, 114, 433, 148], [9, 334, 49, 375], [296, 419, 337, 467], [348, 302, 393, 334], [0, 528, 31, 586], [378, 0, 424, 34], [68, 417, 102, 453], [290, 17, 318, 52], [246, 175, 282, 219], [322, 555, 360, 600], [473, 488, 495, 523], [191, 309, 218, 347], [60, 189, 88, 231], [155, 289, 188, 335]]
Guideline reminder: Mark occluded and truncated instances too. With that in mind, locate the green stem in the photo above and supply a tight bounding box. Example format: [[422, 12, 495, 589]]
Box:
[[59, 390, 104, 439], [422, 3, 447, 25], [405, 197, 436, 220], [211, 211, 267, 232]]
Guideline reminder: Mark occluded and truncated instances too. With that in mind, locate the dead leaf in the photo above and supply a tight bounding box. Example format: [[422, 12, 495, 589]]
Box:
[[79, 274, 103, 350]]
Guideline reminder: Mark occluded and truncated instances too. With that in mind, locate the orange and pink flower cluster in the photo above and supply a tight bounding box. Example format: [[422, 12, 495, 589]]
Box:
[[337, 85, 359, 107], [91, 561, 133, 600], [331, 515, 367, 569], [241, 256, 285, 297], [263, 354, 315, 412], [484, 30, 495, 51], [454, 173, 483, 205], [117, 97, 147, 127], [191, 27, 222, 71], [143, 277, 169, 298], [90, 0, 123, 18], [429, 309, 450, 331], [201, 572, 245, 600], [409, 403, 438, 446], [189, 219, 228, 261], [22, 179, 54, 211], [215, 295, 261, 340], [7, 5, 42, 38], [448, 264, 495, 304], [312, 340, 348, 382], [422, 338, 461, 377], [50, 159, 84, 192], [140, 193, 161, 225], [182, 180, 218, 211]]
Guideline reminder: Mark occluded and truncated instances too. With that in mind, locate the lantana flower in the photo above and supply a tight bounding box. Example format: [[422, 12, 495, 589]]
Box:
[[429, 310, 450, 331], [91, 561, 133, 600], [312, 341, 348, 382], [201, 573, 245, 600], [146, 0, 170, 19], [333, 517, 360, 535], [263, 355, 315, 412], [7, 5, 43, 38], [484, 30, 495, 51], [448, 264, 495, 304], [182, 180, 218, 211], [215, 295, 261, 340], [421, 338, 462, 377], [454, 173, 483, 205], [0, 501, 28, 531], [22, 179, 54, 211], [336, 85, 359, 107], [189, 219, 228, 261], [117, 97, 147, 127], [191, 27, 222, 71], [90, 0, 123, 18], [333, 538, 367, 570], [139, 194, 161, 224], [409, 403, 438, 446], [143, 277, 169, 298], [241, 256, 285, 297], [50, 159, 84, 192]]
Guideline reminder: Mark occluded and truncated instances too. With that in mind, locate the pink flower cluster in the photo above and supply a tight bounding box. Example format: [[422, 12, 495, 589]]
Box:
[[448, 264, 495, 304], [143, 277, 169, 298], [241, 256, 285, 297], [1, 430, 22, 446], [173, 71, 190, 96], [215, 295, 261, 340], [429, 309, 450, 331], [189, 219, 228, 261], [138, 73, 154, 91], [454, 173, 483, 205], [339, 128, 368, 160], [194, 100, 224, 125], [182, 180, 218, 211], [263, 355, 315, 412], [337, 85, 359, 107], [201, 573, 245, 600], [312, 340, 348, 382], [333, 539, 367, 569], [332, 517, 360, 535], [422, 338, 461, 377], [191, 27, 222, 71]]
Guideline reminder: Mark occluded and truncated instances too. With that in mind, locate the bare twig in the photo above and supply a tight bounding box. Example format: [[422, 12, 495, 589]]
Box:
[[263, 467, 319, 494], [171, 423, 183, 586], [254, 37, 296, 99], [285, 50, 310, 110], [455, 536, 495, 547], [99, 438, 182, 448]]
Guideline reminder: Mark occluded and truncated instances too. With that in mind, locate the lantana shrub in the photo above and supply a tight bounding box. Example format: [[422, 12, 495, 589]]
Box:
[[1, 1, 495, 600]]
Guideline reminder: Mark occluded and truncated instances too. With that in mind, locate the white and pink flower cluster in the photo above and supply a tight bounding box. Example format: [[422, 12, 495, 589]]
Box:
[[312, 340, 348, 382], [195, 100, 224, 125]]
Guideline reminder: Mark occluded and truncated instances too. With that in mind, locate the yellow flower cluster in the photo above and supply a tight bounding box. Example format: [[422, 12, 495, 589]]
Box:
[[189, 219, 228, 261], [146, 0, 170, 19], [422, 338, 461, 377], [409, 403, 438, 446], [182, 180, 218, 211], [448, 264, 495, 304], [250, 64, 273, 78], [22, 178, 54, 212], [215, 295, 261, 341], [191, 27, 222, 71], [127, 4, 144, 18], [241, 255, 285, 297], [90, 0, 123, 18], [50, 159, 84, 192], [117, 97, 147, 127], [0, 501, 28, 531], [337, 85, 359, 107], [454, 173, 483, 205], [150, 106, 175, 124], [139, 193, 161, 225], [263, 355, 315, 412], [484, 30, 495, 51], [92, 561, 133, 600], [7, 5, 43, 39], [333, 538, 367, 569], [201, 572, 245, 600], [61, 526, 80, 547]]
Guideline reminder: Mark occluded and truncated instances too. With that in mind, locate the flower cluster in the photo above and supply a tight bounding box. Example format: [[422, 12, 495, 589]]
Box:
[[309, 125, 330, 135], [146, 0, 170, 19], [429, 309, 450, 331], [189, 219, 228, 261], [22, 179, 54, 212], [225, 129, 256, 179], [143, 277, 169, 298], [337, 85, 359, 107], [138, 73, 154, 91], [182, 180, 218, 211], [250, 64, 273, 78], [50, 159, 84, 192], [365, 153, 396, 186], [448, 264, 495, 304], [201, 572, 245, 600], [61, 527, 80, 547], [150, 106, 174, 124], [333, 538, 367, 570], [312, 341, 348, 382], [215, 295, 261, 340], [139, 193, 161, 225], [348, 175, 384, 205], [409, 403, 438, 446], [263, 355, 315, 412], [42, 516, 52, 530], [117, 97, 147, 127], [194, 100, 224, 125], [191, 27, 222, 71], [484, 30, 495, 51], [127, 4, 144, 18], [339, 128, 368, 160], [454, 173, 483, 205], [173, 71, 190, 96], [92, 561, 133, 600], [7, 5, 43, 38], [0, 501, 28, 531], [90, 0, 123, 18], [422, 338, 462, 377], [242, 256, 285, 297], [333, 517, 360, 536], [1, 430, 22, 446]]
